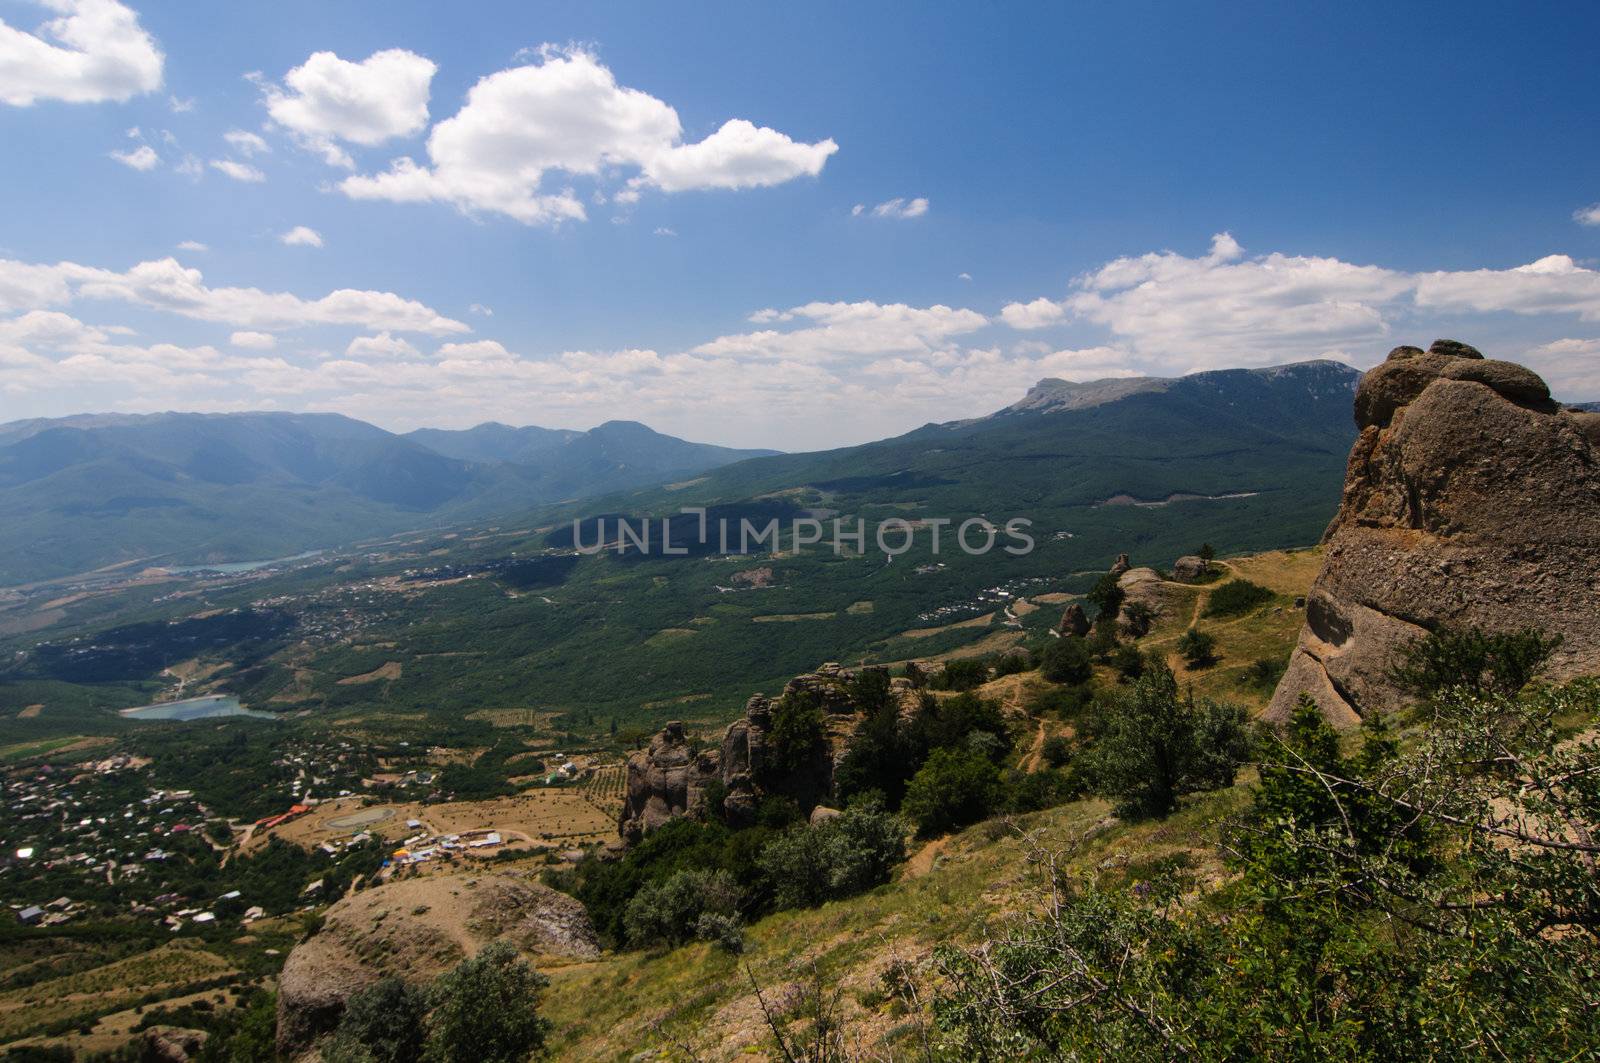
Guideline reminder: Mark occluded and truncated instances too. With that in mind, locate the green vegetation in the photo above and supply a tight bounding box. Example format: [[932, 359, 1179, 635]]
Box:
[[1390, 625, 1565, 699], [1202, 576, 1274, 617], [425, 942, 552, 1063], [902, 747, 1003, 837], [1177, 626, 1219, 668]]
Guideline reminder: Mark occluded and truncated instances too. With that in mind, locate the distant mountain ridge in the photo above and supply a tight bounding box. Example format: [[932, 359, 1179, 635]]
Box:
[[0, 411, 776, 583]]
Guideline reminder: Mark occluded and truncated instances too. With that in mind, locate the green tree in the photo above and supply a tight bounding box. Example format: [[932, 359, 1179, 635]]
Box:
[[759, 799, 906, 908], [1082, 661, 1248, 817], [901, 747, 1002, 837], [328, 977, 427, 1063], [425, 942, 551, 1063], [1177, 626, 1217, 669], [623, 868, 741, 948], [1390, 625, 1562, 699], [1086, 572, 1126, 623], [1039, 636, 1093, 685], [766, 691, 827, 777]]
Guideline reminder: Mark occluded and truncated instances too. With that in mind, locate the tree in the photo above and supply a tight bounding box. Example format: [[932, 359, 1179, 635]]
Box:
[[1198, 542, 1216, 563], [1111, 643, 1145, 681], [425, 942, 551, 1063], [328, 977, 427, 1063], [902, 747, 1002, 837], [759, 799, 906, 908], [934, 657, 989, 691], [1039, 636, 1093, 685], [1086, 572, 1126, 623], [1390, 625, 1562, 699], [1121, 600, 1155, 638], [766, 691, 827, 777], [1177, 627, 1217, 669], [1081, 661, 1248, 817], [623, 868, 742, 948]]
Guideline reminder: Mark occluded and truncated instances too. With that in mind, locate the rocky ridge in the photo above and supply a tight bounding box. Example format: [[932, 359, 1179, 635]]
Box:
[[1268, 340, 1600, 725]]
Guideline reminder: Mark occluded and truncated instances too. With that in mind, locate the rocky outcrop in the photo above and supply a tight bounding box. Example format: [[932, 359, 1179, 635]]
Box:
[[616, 721, 720, 843], [141, 1027, 207, 1062], [1268, 340, 1600, 726], [621, 664, 914, 841], [1117, 567, 1168, 617], [276, 871, 596, 1057], [1057, 602, 1090, 637], [1109, 552, 1132, 577], [1172, 556, 1210, 582]]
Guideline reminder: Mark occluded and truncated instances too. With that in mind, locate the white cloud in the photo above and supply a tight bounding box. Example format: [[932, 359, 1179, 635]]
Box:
[[653, 227, 677, 237], [341, 46, 835, 225], [468, 303, 492, 316], [1521, 338, 1600, 400], [175, 154, 202, 179], [1415, 255, 1600, 322], [999, 297, 1067, 330], [0, 254, 469, 334], [229, 330, 275, 350], [0, 0, 162, 106], [210, 158, 264, 182], [692, 300, 988, 363], [223, 129, 269, 156], [345, 331, 419, 359], [862, 196, 929, 220], [1573, 204, 1600, 227], [167, 93, 192, 113], [263, 48, 436, 168], [109, 143, 157, 170], [279, 225, 323, 248], [958, 272, 972, 281], [176, 240, 207, 252]]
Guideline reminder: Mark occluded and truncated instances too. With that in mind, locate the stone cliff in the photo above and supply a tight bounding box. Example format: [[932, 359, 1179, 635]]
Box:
[[1268, 340, 1600, 725], [618, 663, 923, 842]]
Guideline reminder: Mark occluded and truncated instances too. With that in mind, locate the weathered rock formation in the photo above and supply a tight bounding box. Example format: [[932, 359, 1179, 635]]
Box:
[[1268, 340, 1600, 726], [1172, 555, 1210, 582], [141, 1027, 207, 1062], [276, 871, 597, 1057], [1109, 552, 1132, 577], [1117, 566, 1169, 619], [1057, 602, 1091, 637], [620, 664, 926, 842]]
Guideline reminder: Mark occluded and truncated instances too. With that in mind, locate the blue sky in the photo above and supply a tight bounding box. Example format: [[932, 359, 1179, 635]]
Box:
[[2, 0, 1598, 448]]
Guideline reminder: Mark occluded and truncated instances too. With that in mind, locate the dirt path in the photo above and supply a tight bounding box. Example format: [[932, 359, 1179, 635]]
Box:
[[903, 836, 950, 878]]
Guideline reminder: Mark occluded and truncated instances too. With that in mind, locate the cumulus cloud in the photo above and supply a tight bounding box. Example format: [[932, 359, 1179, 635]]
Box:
[[229, 330, 275, 350], [1415, 255, 1600, 322], [0, 253, 468, 334], [341, 46, 835, 225], [109, 143, 157, 170], [210, 158, 264, 182], [1574, 204, 1600, 227], [693, 301, 987, 363], [262, 48, 436, 167], [345, 332, 419, 359], [999, 297, 1066, 330], [279, 225, 323, 248], [0, 0, 162, 106]]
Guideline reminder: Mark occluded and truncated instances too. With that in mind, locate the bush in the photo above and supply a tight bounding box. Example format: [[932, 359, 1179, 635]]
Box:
[[425, 942, 550, 1063], [694, 910, 745, 953], [766, 692, 827, 777], [1040, 637, 1093, 685], [1081, 662, 1249, 817], [1111, 643, 1145, 681], [1177, 627, 1218, 669], [1203, 578, 1274, 618], [1086, 572, 1125, 623], [934, 658, 989, 692], [623, 868, 741, 948], [760, 799, 906, 909], [1242, 655, 1287, 690], [992, 651, 1031, 678], [1041, 734, 1073, 768], [1005, 769, 1075, 813], [1391, 626, 1563, 699], [1121, 601, 1155, 638], [902, 747, 1002, 837], [1027, 681, 1096, 720], [328, 977, 427, 1063]]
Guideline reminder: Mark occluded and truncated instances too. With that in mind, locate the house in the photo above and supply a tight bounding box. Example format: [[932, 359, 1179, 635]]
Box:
[[17, 906, 44, 925]]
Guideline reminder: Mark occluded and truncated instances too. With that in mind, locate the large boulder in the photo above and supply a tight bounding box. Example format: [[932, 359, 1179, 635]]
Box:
[[1172, 556, 1210, 582], [276, 872, 597, 1057], [618, 721, 720, 844], [1057, 602, 1090, 637], [1268, 341, 1600, 725]]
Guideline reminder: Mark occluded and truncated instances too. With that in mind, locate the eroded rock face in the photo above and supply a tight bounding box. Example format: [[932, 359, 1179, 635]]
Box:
[[1058, 602, 1091, 637], [618, 721, 720, 844], [621, 664, 896, 840], [1109, 552, 1132, 577], [276, 872, 597, 1057], [1268, 341, 1600, 725], [1172, 556, 1210, 582]]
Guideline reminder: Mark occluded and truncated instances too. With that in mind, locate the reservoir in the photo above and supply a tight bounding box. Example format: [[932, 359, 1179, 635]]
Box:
[[120, 695, 275, 722]]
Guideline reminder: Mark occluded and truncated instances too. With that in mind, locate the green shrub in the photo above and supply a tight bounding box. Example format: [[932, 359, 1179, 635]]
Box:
[[759, 800, 906, 909], [1203, 579, 1274, 618], [1040, 637, 1093, 685], [425, 941, 550, 1063], [902, 747, 1002, 837], [623, 868, 741, 948], [1390, 626, 1563, 699], [1086, 572, 1125, 623], [1177, 627, 1218, 669], [934, 658, 989, 692], [328, 977, 427, 1063]]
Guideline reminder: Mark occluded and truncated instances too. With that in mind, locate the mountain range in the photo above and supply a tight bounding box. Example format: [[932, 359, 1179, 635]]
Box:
[[0, 413, 774, 584]]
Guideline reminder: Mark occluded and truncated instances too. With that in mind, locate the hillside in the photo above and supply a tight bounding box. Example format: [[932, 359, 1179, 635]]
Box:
[[0, 413, 776, 584]]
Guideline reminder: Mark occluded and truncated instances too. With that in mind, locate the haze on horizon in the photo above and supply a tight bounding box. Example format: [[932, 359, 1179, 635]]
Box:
[[2, 0, 1598, 450]]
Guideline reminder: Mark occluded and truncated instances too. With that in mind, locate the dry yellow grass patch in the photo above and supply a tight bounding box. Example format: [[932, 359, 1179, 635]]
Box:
[[336, 660, 402, 685], [902, 611, 996, 639]]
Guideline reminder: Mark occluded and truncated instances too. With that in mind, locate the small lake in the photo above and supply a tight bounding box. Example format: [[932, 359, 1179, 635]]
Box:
[[120, 695, 276, 722], [164, 550, 324, 576]]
